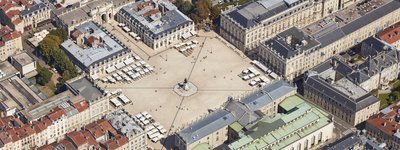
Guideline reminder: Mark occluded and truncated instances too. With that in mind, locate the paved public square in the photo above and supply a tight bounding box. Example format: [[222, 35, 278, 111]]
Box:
[[97, 26, 259, 149]]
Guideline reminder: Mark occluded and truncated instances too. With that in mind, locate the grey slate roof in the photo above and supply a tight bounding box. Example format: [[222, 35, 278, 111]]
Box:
[[316, 28, 345, 47], [264, 27, 321, 59], [177, 80, 295, 145], [347, 71, 370, 84], [240, 80, 296, 111], [323, 133, 362, 150], [20, 3, 48, 17], [225, 0, 302, 28], [67, 77, 103, 101], [119, 0, 192, 38], [341, 0, 400, 35], [304, 72, 379, 112], [314, 0, 400, 47], [354, 37, 399, 77], [61, 22, 129, 70], [224, 99, 260, 126], [177, 109, 236, 144]]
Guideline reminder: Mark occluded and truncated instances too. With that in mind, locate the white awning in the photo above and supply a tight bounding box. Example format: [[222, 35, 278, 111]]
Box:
[[190, 30, 197, 36], [118, 94, 131, 104], [181, 32, 192, 39], [91, 74, 99, 80], [110, 98, 122, 107], [115, 62, 125, 69], [252, 60, 269, 73], [106, 66, 116, 73], [116, 76, 122, 81], [124, 58, 134, 65]]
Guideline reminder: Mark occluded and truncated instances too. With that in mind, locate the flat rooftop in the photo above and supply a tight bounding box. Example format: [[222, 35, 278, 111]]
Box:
[[107, 109, 144, 136], [56, 4, 90, 27], [61, 21, 129, 69], [224, 0, 306, 28], [24, 90, 75, 120], [332, 78, 368, 100], [119, 0, 192, 38], [0, 61, 18, 81], [0, 77, 42, 109], [56, 0, 112, 27], [67, 77, 103, 101], [12, 52, 34, 66]]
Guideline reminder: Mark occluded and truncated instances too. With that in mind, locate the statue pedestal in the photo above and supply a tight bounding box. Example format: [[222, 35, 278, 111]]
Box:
[[173, 81, 198, 97]]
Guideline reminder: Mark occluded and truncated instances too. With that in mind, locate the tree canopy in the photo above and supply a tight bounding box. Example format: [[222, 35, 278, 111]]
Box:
[[36, 64, 53, 86], [38, 29, 78, 84], [176, 0, 194, 15]]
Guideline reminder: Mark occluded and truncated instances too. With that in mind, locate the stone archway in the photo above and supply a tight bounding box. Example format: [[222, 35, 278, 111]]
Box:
[[101, 14, 108, 22]]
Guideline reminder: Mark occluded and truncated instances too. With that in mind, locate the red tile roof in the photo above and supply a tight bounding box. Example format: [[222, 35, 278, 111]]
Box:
[[5, 9, 19, 18], [2, 30, 21, 41], [74, 100, 89, 112], [143, 9, 159, 17], [0, 131, 12, 145], [11, 18, 22, 25], [15, 125, 35, 139], [37, 144, 54, 150], [58, 139, 75, 149], [82, 130, 99, 147], [376, 22, 400, 44], [47, 108, 65, 121], [1, 3, 16, 12], [67, 131, 87, 147], [41, 117, 53, 126], [71, 30, 82, 39], [366, 105, 400, 136], [86, 119, 117, 139], [103, 135, 128, 150], [0, 116, 13, 128], [87, 36, 98, 45], [67, 130, 100, 148], [32, 121, 47, 133], [6, 128, 20, 142]]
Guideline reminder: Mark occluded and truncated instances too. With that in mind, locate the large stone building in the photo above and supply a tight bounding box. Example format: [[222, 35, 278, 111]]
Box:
[[174, 80, 297, 149], [0, 0, 50, 33], [219, 0, 327, 52], [0, 76, 115, 149], [53, 0, 114, 34], [107, 109, 148, 150], [302, 55, 383, 126], [366, 103, 400, 150], [61, 21, 133, 79], [257, 0, 400, 80], [225, 95, 334, 150], [37, 118, 132, 150], [337, 37, 400, 91], [116, 0, 194, 50], [0, 26, 22, 61], [376, 21, 400, 49], [10, 52, 37, 78]]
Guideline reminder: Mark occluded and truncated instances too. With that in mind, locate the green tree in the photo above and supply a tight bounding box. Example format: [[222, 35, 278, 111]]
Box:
[[176, 0, 193, 15], [38, 29, 79, 85], [38, 35, 61, 59], [36, 64, 53, 86], [195, 0, 211, 19], [49, 29, 68, 42]]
